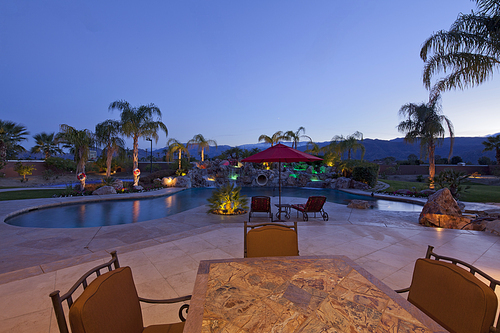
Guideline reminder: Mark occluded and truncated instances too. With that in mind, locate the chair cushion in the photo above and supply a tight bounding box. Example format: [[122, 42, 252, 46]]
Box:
[[143, 322, 185, 333], [69, 267, 144, 333], [251, 196, 270, 212], [246, 225, 298, 258], [304, 196, 326, 212], [408, 258, 498, 333]]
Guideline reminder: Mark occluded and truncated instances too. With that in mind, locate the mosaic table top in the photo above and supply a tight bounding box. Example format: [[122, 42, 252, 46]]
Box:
[[183, 256, 446, 333]]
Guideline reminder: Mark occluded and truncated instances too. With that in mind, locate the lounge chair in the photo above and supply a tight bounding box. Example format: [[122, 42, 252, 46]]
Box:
[[50, 251, 191, 333], [396, 245, 499, 333], [291, 195, 328, 221], [248, 196, 273, 222], [244, 221, 298, 258]]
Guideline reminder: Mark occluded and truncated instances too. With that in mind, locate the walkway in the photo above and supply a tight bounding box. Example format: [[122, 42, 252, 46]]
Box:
[[0, 189, 499, 332]]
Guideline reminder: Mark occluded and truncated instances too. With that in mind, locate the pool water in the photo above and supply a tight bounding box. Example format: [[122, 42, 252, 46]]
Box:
[[5, 187, 422, 228]]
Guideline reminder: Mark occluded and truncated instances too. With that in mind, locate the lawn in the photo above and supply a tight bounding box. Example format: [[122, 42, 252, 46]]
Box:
[[0, 189, 67, 201], [381, 179, 500, 203]]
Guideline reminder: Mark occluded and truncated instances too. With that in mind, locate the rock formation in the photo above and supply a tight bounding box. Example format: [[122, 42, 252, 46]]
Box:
[[419, 188, 473, 229]]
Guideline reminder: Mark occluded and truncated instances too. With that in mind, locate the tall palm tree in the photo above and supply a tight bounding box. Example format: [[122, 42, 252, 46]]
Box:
[[482, 134, 500, 165], [95, 120, 125, 177], [341, 131, 365, 160], [0, 120, 29, 161], [187, 134, 217, 162], [109, 100, 168, 185], [258, 131, 285, 147], [284, 127, 311, 149], [398, 96, 454, 189], [167, 138, 189, 170], [420, 0, 500, 98], [57, 124, 94, 189], [30, 132, 62, 159]]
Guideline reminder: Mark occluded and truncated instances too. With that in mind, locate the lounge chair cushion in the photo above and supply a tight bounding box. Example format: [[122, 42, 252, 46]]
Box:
[[143, 323, 185, 333], [246, 225, 298, 258], [408, 258, 498, 333], [69, 267, 144, 333]]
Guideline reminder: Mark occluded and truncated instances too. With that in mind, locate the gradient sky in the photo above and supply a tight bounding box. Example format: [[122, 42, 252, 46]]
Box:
[[1, 0, 499, 152]]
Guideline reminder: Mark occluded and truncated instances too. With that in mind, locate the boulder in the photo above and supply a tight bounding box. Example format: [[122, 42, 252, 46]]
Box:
[[111, 179, 123, 190], [173, 176, 192, 188], [347, 200, 372, 209], [352, 180, 370, 190], [93, 186, 117, 195], [334, 177, 352, 189], [419, 188, 472, 229], [420, 189, 436, 196], [133, 185, 144, 191]]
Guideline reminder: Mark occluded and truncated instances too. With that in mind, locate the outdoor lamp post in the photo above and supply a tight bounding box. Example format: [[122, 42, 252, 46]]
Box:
[[146, 138, 152, 173]]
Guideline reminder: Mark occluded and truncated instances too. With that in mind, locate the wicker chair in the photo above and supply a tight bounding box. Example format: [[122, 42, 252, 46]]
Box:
[[50, 251, 191, 333], [396, 245, 499, 333], [291, 196, 328, 221], [244, 221, 298, 258], [248, 196, 273, 222]]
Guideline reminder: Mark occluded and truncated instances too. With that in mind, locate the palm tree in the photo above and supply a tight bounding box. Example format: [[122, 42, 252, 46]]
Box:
[[258, 131, 285, 147], [284, 127, 311, 149], [398, 95, 454, 189], [420, 0, 500, 98], [56, 124, 94, 189], [30, 132, 62, 159], [187, 134, 217, 162], [167, 138, 189, 170], [342, 131, 365, 160], [482, 134, 500, 165], [95, 120, 125, 177], [0, 120, 29, 161], [109, 100, 168, 185]]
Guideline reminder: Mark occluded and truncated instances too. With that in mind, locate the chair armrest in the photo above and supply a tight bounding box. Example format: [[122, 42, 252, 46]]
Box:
[[394, 287, 410, 294], [138, 295, 192, 304], [139, 295, 191, 322]]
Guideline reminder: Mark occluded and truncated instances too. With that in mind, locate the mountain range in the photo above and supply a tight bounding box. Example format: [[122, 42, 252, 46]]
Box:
[[18, 136, 497, 164]]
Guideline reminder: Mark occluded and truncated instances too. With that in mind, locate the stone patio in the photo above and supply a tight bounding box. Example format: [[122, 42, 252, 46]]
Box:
[[0, 189, 499, 332]]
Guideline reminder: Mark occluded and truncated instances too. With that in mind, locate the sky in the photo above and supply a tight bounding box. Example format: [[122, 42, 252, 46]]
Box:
[[1, 0, 499, 152]]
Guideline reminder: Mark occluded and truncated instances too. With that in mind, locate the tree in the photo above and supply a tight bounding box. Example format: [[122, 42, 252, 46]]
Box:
[[14, 162, 35, 182], [56, 124, 94, 189], [420, 0, 500, 98], [109, 100, 168, 185], [187, 134, 217, 162], [95, 120, 125, 177], [341, 132, 365, 160], [30, 132, 62, 159], [450, 156, 463, 164], [398, 96, 454, 189], [0, 120, 29, 163], [258, 131, 285, 147], [478, 156, 493, 165], [167, 138, 189, 170], [283, 127, 311, 149], [482, 134, 500, 164]]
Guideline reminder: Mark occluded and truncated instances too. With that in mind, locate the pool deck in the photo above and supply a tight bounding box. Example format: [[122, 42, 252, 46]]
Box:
[[0, 188, 499, 332]]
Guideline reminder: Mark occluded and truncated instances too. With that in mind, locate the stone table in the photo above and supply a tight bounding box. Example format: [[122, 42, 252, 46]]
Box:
[[183, 256, 446, 332]]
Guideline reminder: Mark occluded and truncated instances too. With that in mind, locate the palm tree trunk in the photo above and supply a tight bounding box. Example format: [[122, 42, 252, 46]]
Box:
[[106, 147, 113, 178], [201, 148, 204, 162], [178, 149, 181, 170], [496, 147, 500, 165], [428, 141, 436, 190], [133, 136, 139, 186]]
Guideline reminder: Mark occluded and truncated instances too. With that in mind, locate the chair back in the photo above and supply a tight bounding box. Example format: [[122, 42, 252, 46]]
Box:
[[408, 258, 498, 333], [244, 221, 298, 258], [69, 267, 144, 333], [304, 196, 326, 212], [251, 196, 271, 212]]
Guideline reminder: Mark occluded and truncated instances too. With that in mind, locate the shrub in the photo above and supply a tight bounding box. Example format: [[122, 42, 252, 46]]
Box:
[[434, 169, 470, 198], [42, 169, 55, 180], [14, 162, 36, 182], [45, 157, 76, 172], [352, 163, 380, 187], [206, 183, 248, 214], [139, 169, 176, 184]]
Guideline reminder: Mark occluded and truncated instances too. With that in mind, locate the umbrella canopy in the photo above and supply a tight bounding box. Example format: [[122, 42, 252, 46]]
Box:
[[241, 143, 323, 163], [242, 143, 323, 221]]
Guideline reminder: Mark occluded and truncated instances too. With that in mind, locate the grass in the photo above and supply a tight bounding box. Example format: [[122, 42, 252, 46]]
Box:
[[0, 189, 67, 201], [381, 179, 500, 203]]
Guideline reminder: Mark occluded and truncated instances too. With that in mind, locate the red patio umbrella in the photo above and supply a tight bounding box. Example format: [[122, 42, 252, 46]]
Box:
[[241, 143, 323, 221]]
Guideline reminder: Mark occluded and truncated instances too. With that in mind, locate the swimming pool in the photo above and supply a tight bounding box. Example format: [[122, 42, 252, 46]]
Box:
[[5, 187, 422, 228]]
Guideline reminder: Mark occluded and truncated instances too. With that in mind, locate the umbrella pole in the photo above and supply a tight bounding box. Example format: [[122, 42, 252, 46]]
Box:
[[278, 161, 282, 221]]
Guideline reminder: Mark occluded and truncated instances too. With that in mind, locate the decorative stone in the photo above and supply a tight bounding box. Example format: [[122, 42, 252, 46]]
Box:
[[133, 185, 144, 191], [347, 200, 372, 209], [352, 180, 370, 190], [92, 186, 117, 195], [419, 189, 436, 196], [111, 179, 123, 190], [173, 176, 192, 188], [419, 188, 472, 229], [334, 177, 352, 189]]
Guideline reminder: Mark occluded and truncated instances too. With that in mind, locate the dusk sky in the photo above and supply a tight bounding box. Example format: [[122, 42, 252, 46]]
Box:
[[1, 0, 499, 152]]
